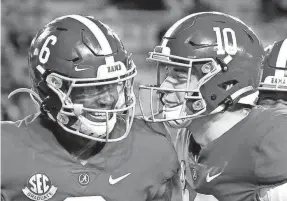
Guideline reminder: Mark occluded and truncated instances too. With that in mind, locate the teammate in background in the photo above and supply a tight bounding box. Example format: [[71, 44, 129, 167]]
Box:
[[1, 15, 180, 201], [258, 38, 287, 108], [139, 12, 287, 201]]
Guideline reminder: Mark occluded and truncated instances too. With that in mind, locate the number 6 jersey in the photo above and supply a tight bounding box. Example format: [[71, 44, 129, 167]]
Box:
[[1, 114, 179, 201]]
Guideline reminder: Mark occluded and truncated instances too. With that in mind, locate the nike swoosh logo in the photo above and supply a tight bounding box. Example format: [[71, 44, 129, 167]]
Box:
[[206, 162, 228, 183], [75, 66, 89, 71], [206, 171, 223, 183], [109, 173, 131, 185]]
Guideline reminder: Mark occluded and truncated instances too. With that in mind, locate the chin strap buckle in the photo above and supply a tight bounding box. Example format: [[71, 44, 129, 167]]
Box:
[[74, 104, 84, 116]]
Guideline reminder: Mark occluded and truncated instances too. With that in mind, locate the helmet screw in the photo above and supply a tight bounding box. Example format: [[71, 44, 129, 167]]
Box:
[[211, 94, 217, 100], [57, 113, 69, 125], [46, 75, 63, 89], [201, 63, 212, 74], [192, 100, 204, 111]]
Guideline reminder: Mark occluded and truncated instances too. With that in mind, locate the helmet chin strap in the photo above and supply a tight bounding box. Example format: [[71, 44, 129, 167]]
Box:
[[238, 90, 259, 106], [8, 88, 58, 121], [8, 88, 42, 104], [210, 86, 256, 115]]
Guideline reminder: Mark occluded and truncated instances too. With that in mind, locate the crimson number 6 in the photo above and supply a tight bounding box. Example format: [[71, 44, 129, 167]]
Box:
[[39, 35, 57, 64], [213, 27, 237, 55]]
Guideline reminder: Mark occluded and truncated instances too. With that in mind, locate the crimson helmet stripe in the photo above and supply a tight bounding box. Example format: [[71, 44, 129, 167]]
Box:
[[275, 38, 287, 77], [67, 15, 115, 65], [161, 13, 198, 47], [161, 12, 259, 47]]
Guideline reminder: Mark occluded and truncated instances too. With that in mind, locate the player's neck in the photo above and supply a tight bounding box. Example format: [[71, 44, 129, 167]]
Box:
[[258, 98, 287, 109], [39, 115, 106, 160], [55, 132, 106, 160], [187, 108, 251, 147]]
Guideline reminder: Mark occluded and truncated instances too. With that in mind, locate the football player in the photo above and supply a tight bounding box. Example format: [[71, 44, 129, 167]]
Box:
[[258, 38, 287, 108], [1, 15, 180, 201], [139, 12, 287, 201]]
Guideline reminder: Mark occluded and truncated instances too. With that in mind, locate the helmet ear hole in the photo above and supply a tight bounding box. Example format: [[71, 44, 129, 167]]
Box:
[[217, 80, 239, 91]]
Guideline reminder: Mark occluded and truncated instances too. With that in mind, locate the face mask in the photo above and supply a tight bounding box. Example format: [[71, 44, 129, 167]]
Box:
[[163, 104, 192, 128]]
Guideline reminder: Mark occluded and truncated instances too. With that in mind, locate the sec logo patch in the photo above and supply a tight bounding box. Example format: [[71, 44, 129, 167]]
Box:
[[22, 173, 58, 201]]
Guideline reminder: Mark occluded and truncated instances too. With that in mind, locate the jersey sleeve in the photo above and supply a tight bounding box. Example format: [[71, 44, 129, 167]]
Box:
[[254, 111, 287, 184]]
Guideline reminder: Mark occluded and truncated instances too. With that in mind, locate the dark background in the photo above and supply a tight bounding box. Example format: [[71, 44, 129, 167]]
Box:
[[1, 0, 287, 120]]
